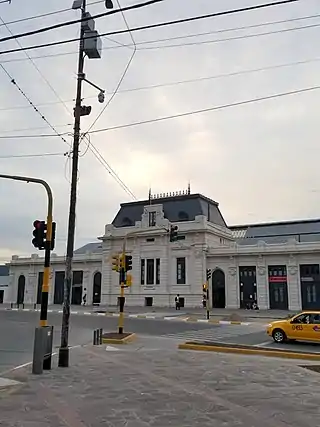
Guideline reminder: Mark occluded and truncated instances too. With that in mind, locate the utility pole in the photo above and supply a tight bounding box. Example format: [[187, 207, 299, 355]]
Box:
[[58, 0, 112, 368], [58, 1, 86, 368]]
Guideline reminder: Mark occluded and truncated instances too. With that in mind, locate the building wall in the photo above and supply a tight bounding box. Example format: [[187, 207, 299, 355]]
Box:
[[7, 219, 320, 310]]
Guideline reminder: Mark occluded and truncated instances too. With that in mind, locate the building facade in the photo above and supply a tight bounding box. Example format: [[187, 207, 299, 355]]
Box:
[[6, 192, 320, 310], [0, 265, 9, 303]]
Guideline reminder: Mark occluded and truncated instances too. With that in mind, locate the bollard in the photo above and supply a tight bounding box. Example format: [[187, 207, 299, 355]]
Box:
[[32, 327, 46, 375], [99, 328, 103, 345], [93, 329, 98, 345]]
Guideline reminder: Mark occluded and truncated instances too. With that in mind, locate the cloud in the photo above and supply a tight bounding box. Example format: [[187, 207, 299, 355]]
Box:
[[0, 0, 320, 261]]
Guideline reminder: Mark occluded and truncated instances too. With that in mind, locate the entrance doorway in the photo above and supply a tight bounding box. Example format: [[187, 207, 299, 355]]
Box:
[[71, 286, 83, 305], [212, 269, 226, 308], [300, 264, 320, 310], [92, 272, 102, 305], [268, 266, 288, 309], [17, 275, 25, 305]]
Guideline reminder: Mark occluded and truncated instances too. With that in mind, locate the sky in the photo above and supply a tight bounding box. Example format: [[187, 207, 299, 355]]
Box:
[[0, 0, 319, 262]]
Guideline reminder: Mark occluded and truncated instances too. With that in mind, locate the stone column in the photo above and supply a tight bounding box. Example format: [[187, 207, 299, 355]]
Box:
[[287, 255, 300, 310]]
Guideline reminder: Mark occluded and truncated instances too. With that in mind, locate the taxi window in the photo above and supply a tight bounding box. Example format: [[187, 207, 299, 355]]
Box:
[[310, 314, 320, 324], [292, 314, 309, 323]]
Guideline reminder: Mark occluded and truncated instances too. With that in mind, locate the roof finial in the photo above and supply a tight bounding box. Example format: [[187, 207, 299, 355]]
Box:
[[148, 188, 152, 204], [188, 181, 191, 195]]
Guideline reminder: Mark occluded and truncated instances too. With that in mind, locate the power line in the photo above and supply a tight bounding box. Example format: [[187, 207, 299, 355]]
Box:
[[0, 0, 105, 27], [1, 84, 319, 140], [0, 152, 66, 159], [0, 55, 319, 113], [0, 0, 166, 44], [0, 0, 299, 56], [137, 23, 320, 51], [1, 12, 317, 64], [0, 123, 71, 134], [0, 64, 71, 147], [85, 0, 137, 135], [89, 85, 320, 135], [0, 16, 73, 117]]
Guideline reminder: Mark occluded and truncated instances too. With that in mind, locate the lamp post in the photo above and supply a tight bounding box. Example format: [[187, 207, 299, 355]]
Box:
[[58, 0, 113, 368]]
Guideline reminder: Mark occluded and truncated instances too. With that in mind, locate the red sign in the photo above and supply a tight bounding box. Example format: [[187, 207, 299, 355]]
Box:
[[269, 276, 287, 283]]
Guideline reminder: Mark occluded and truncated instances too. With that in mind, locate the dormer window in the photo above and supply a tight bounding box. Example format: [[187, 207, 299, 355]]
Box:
[[149, 211, 156, 226]]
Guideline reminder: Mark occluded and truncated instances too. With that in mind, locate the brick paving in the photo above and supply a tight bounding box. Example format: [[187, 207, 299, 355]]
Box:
[[1, 337, 320, 426]]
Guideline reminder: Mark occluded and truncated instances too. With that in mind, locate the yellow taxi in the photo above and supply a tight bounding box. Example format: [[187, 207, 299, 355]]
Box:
[[266, 311, 320, 344]]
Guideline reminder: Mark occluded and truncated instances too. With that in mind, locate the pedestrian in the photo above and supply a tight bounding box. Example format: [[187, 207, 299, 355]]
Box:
[[82, 288, 87, 306], [175, 294, 181, 310]]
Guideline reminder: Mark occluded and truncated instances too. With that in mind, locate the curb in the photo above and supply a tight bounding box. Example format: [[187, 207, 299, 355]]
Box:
[[102, 333, 136, 345], [3, 309, 259, 326], [178, 342, 320, 361]]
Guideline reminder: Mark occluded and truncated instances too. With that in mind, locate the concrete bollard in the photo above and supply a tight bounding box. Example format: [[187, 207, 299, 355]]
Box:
[[93, 329, 98, 345]]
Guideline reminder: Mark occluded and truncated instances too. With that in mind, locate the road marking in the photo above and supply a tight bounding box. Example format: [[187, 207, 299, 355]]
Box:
[[105, 345, 119, 351], [256, 341, 273, 347], [197, 319, 209, 323], [83, 312, 91, 315]]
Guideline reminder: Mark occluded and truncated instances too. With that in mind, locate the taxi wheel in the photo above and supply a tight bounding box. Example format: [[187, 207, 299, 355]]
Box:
[[272, 329, 287, 344]]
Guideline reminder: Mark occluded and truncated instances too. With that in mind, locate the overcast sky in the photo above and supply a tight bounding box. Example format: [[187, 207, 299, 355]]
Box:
[[0, 0, 319, 261]]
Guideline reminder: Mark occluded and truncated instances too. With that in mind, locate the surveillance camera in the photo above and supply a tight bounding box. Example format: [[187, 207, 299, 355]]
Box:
[[98, 91, 105, 103]]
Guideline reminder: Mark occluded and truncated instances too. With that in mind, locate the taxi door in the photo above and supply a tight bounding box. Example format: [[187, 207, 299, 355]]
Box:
[[305, 314, 320, 342]]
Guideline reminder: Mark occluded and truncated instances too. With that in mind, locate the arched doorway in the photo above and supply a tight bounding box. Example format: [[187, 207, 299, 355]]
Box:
[[212, 269, 226, 308], [92, 272, 102, 305], [17, 275, 25, 305]]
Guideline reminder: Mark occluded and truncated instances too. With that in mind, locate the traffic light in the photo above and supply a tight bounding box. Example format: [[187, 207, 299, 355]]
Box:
[[169, 225, 178, 242], [32, 220, 46, 249], [206, 268, 212, 281], [111, 254, 120, 272], [119, 254, 125, 270], [126, 273, 132, 286], [74, 105, 92, 117], [125, 255, 132, 272]]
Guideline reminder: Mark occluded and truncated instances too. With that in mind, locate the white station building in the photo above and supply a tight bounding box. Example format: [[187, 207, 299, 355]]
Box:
[[4, 190, 320, 311]]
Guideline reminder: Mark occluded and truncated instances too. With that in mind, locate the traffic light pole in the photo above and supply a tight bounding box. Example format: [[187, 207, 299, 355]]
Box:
[[206, 281, 210, 320], [118, 240, 127, 334], [0, 174, 53, 326], [58, 0, 86, 368]]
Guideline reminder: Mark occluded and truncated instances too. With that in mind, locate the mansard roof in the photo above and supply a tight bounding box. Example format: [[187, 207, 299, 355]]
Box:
[[111, 193, 227, 228], [230, 218, 320, 244]]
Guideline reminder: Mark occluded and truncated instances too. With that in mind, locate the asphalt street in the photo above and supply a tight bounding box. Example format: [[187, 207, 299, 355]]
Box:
[[0, 310, 231, 374]]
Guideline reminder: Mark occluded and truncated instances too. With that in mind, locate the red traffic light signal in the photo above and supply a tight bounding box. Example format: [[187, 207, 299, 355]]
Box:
[[32, 220, 46, 249]]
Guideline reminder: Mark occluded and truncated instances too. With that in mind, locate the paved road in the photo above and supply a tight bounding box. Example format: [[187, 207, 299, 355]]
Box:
[[0, 310, 247, 374]]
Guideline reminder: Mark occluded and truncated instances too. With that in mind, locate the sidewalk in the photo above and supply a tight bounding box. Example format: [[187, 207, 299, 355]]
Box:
[[1, 337, 320, 426], [1, 304, 293, 325]]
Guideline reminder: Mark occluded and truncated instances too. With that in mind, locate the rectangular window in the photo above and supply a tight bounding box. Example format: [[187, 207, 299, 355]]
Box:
[[73, 270, 83, 285], [146, 259, 155, 285], [148, 211, 156, 227], [177, 257, 186, 284], [156, 258, 160, 284], [140, 259, 145, 285]]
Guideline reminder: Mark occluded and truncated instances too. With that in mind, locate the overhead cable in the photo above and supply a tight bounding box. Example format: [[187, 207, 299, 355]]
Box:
[[0, 0, 299, 55], [0, 83, 318, 140]]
